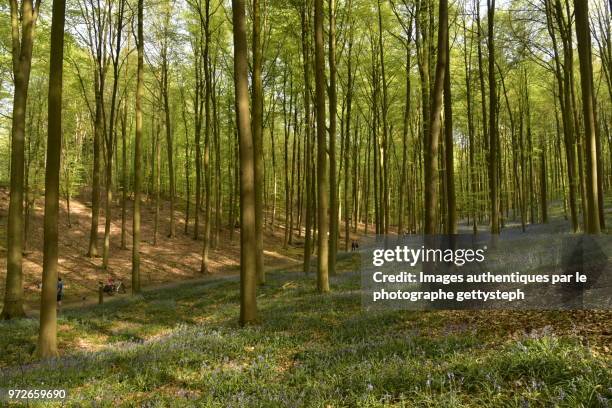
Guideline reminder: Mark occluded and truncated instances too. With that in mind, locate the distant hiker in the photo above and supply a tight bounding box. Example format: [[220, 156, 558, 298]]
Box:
[[351, 241, 360, 251], [103, 277, 115, 295], [57, 277, 64, 310]]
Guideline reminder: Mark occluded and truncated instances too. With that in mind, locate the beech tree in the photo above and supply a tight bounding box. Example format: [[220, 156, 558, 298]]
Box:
[[2, 0, 41, 319], [233, 0, 257, 324], [315, 0, 329, 292], [132, 0, 144, 294], [37, 0, 66, 358], [574, 0, 601, 234]]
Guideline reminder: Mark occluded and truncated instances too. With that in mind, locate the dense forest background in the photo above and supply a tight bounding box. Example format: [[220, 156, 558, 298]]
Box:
[[1, 0, 611, 248]]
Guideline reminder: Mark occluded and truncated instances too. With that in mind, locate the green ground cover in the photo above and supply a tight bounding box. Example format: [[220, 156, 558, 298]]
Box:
[[1, 257, 610, 407]]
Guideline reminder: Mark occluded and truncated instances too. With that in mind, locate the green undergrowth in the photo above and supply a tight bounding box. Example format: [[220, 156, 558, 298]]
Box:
[[0, 258, 610, 407]]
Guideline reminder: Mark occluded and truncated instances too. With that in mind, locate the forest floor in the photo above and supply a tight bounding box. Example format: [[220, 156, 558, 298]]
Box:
[[0, 187, 317, 312], [0, 189, 611, 405], [0, 258, 610, 406]]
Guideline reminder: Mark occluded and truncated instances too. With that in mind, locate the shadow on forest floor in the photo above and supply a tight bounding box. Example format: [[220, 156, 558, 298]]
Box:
[[0, 261, 610, 407]]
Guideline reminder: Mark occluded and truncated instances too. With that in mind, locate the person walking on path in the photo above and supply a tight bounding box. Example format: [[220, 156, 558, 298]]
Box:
[[56, 277, 64, 311]]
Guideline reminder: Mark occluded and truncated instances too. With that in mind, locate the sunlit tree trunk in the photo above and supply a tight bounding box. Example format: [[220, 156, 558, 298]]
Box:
[[201, 0, 212, 274], [301, 4, 313, 274], [424, 0, 447, 235], [132, 0, 144, 294], [161, 3, 176, 239], [120, 101, 128, 249], [314, 0, 329, 292], [462, 8, 477, 234], [328, 0, 338, 274], [2, 0, 40, 319], [487, 0, 500, 235], [232, 0, 257, 325], [444, 30, 456, 234], [574, 0, 601, 234], [37, 0, 65, 357], [103, 0, 126, 268], [252, 0, 265, 284], [344, 13, 355, 250]]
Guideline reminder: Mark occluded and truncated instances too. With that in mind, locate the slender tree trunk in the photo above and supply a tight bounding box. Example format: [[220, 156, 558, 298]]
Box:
[[574, 0, 601, 234], [103, 0, 125, 268], [487, 0, 500, 235], [476, 0, 488, 225], [132, 0, 144, 294], [301, 4, 313, 274], [314, 0, 329, 292], [424, 0, 447, 235], [232, 0, 257, 325], [2, 0, 40, 319], [88, 72, 104, 258], [463, 11, 477, 234], [213, 73, 221, 247], [444, 32, 456, 234], [344, 21, 354, 250], [377, 0, 389, 235], [153, 120, 161, 246], [121, 98, 128, 249], [398, 31, 411, 236], [37, 0, 65, 357], [252, 0, 265, 284], [181, 88, 191, 235], [290, 100, 298, 245], [193, 36, 203, 240], [540, 141, 548, 223], [283, 66, 291, 248], [328, 0, 338, 274], [201, 0, 212, 274], [162, 10, 176, 238]]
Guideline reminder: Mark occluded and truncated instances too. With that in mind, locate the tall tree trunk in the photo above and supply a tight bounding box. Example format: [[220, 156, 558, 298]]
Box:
[[103, 0, 126, 268], [88, 65, 104, 258], [283, 66, 291, 248], [213, 71, 221, 247], [476, 0, 488, 228], [444, 31, 456, 234], [193, 34, 203, 240], [182, 89, 191, 235], [487, 0, 500, 235], [232, 0, 257, 325], [252, 0, 265, 284], [153, 119, 161, 246], [574, 0, 601, 234], [121, 94, 128, 249], [344, 19, 354, 250], [397, 18, 412, 236], [314, 0, 329, 292], [463, 9, 477, 234], [540, 140, 548, 223], [2, 0, 40, 319], [424, 0, 447, 234], [162, 6, 176, 238], [37, 0, 65, 357], [289, 104, 297, 245], [377, 0, 389, 235], [201, 0, 212, 274], [132, 0, 144, 294], [301, 4, 313, 274], [328, 0, 338, 274]]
